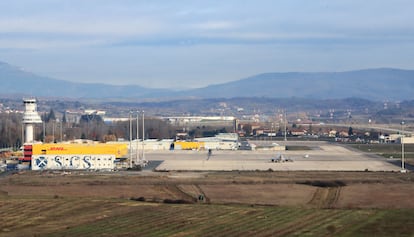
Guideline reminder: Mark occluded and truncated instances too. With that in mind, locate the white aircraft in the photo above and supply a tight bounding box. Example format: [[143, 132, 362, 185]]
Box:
[[271, 153, 292, 163]]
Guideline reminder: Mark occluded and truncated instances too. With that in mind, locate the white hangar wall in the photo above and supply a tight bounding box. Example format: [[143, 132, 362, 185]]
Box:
[[31, 154, 116, 170]]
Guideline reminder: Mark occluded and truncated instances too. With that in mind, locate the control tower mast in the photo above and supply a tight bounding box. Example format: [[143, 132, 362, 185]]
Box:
[[22, 98, 42, 144]]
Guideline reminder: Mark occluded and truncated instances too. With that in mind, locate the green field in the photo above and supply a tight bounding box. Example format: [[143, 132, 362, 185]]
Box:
[[349, 143, 414, 153], [349, 144, 414, 165]]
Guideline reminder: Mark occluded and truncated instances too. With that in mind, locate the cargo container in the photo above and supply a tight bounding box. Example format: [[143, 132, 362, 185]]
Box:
[[173, 141, 204, 150], [21, 145, 33, 162], [5, 158, 18, 171]]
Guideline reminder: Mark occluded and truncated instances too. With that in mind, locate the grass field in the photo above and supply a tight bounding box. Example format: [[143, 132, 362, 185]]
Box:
[[349, 143, 414, 165], [1, 171, 414, 236], [1, 197, 414, 237]]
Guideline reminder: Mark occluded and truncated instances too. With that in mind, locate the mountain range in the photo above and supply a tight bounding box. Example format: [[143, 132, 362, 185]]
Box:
[[190, 68, 414, 101], [1, 61, 413, 101]]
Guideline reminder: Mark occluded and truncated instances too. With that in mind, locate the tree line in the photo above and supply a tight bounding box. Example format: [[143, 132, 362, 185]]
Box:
[[0, 110, 232, 149], [0, 111, 175, 148]]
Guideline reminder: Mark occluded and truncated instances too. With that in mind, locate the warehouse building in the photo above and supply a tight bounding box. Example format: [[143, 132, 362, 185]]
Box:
[[27, 143, 128, 170]]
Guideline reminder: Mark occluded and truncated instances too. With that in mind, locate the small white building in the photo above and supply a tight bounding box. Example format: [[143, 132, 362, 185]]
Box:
[[398, 136, 414, 144], [195, 133, 239, 150], [32, 154, 115, 170]]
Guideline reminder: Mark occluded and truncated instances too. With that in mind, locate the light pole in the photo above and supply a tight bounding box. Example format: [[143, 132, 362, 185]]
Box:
[[141, 110, 145, 164], [129, 111, 133, 168], [60, 119, 63, 142], [52, 120, 55, 143], [43, 121, 45, 142], [401, 121, 407, 173], [271, 122, 274, 141], [136, 112, 139, 164], [284, 110, 287, 141]]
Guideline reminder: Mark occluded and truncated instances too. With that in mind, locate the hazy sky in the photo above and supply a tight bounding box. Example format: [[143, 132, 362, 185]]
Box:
[[1, 0, 413, 89]]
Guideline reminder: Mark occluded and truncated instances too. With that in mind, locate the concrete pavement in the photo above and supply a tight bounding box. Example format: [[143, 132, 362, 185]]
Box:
[[141, 141, 400, 172]]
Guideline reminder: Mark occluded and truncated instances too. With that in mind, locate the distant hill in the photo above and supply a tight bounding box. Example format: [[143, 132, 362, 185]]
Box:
[[186, 68, 414, 101], [0, 61, 171, 99], [1, 60, 413, 101]]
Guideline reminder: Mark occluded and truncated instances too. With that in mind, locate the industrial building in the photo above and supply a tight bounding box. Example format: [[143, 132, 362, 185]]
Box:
[[16, 98, 131, 171], [28, 143, 128, 170], [10, 99, 284, 171]]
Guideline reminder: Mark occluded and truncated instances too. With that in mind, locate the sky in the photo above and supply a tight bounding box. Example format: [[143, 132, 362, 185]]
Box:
[[1, 0, 414, 89]]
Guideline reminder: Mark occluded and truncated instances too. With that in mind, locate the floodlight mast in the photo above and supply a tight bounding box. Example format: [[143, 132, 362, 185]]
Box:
[[401, 121, 407, 173], [141, 110, 146, 165], [136, 112, 139, 164], [284, 110, 287, 141], [129, 112, 133, 168]]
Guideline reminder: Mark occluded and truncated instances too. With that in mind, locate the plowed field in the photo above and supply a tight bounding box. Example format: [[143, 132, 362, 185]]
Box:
[[1, 170, 414, 236]]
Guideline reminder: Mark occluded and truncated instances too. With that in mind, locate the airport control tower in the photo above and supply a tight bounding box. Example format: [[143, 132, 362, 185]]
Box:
[[22, 98, 42, 144]]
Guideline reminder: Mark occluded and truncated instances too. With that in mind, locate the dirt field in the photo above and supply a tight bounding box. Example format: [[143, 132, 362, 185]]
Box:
[[2, 170, 414, 208], [1, 170, 414, 236]]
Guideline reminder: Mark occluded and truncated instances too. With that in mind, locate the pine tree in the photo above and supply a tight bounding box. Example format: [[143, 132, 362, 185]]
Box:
[[47, 109, 56, 122], [62, 112, 67, 124], [348, 127, 353, 136]]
